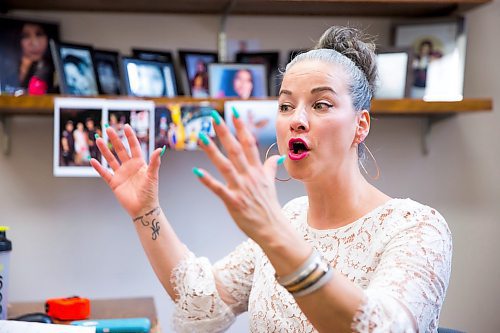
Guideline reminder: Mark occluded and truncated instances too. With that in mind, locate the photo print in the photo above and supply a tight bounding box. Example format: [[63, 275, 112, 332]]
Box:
[[208, 63, 267, 99]]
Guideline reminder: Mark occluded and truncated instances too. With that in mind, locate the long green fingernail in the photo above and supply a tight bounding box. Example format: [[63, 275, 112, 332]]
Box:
[[192, 167, 204, 178], [231, 106, 240, 119], [198, 131, 210, 145], [160, 145, 166, 157], [277, 155, 286, 165], [211, 110, 222, 125], [94, 133, 100, 139], [104, 123, 110, 128]]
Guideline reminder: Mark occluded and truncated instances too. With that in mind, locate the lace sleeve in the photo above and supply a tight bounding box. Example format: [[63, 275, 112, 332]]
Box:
[[351, 207, 452, 333], [170, 239, 257, 332]]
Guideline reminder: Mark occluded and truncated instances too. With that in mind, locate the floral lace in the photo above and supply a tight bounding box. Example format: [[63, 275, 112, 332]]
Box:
[[170, 197, 452, 332]]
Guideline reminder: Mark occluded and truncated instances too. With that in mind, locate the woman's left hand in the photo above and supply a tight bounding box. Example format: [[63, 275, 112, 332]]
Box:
[[194, 109, 287, 244]]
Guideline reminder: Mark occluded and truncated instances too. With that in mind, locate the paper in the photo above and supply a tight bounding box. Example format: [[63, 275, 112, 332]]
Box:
[[0, 320, 96, 333]]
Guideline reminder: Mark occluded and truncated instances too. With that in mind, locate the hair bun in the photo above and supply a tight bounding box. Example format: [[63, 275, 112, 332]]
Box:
[[315, 26, 377, 94]]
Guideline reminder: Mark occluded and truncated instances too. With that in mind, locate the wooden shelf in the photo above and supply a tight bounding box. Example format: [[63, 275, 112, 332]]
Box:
[[0, 95, 492, 116], [4, 0, 493, 17]]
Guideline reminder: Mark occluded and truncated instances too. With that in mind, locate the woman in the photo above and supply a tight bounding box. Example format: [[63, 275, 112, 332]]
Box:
[[91, 26, 451, 332]]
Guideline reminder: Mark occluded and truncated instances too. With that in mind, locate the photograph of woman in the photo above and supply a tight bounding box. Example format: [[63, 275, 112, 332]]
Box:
[[90, 26, 452, 332], [60, 47, 99, 96]]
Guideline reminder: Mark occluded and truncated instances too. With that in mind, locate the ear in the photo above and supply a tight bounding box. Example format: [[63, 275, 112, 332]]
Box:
[[355, 110, 370, 144]]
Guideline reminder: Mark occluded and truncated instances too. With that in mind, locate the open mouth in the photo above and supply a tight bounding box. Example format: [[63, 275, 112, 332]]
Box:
[[288, 138, 310, 161]]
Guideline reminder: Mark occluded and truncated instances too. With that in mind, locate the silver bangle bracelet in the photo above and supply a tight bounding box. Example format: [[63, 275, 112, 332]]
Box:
[[291, 264, 334, 297], [276, 249, 321, 287]]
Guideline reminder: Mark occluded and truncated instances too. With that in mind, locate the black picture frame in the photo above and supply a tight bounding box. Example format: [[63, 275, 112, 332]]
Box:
[[50, 40, 100, 96], [235, 51, 279, 96], [178, 50, 218, 98], [131, 48, 173, 63], [121, 57, 178, 98], [374, 47, 413, 99], [0, 16, 60, 94], [93, 49, 124, 96]]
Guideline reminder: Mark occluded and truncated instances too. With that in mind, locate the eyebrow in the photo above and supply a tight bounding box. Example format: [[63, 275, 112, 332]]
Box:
[[278, 89, 292, 96], [278, 86, 337, 96]]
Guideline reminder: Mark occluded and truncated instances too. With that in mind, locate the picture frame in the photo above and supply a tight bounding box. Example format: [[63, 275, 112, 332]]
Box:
[[93, 49, 124, 96], [235, 51, 280, 96], [178, 50, 218, 98], [392, 17, 467, 101], [132, 48, 173, 63], [53, 97, 105, 177], [121, 57, 177, 97], [0, 16, 60, 94], [50, 40, 100, 96], [374, 47, 413, 99], [208, 63, 268, 99]]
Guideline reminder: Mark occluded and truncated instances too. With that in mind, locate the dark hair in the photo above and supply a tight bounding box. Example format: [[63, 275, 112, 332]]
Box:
[[63, 54, 88, 74]]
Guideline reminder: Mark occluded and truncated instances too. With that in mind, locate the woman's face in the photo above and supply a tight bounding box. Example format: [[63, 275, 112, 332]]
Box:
[[20, 23, 48, 62], [64, 63, 91, 93], [233, 70, 253, 99], [276, 60, 363, 181]]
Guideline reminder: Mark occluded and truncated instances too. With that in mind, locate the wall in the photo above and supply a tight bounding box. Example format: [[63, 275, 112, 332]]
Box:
[[0, 5, 498, 332]]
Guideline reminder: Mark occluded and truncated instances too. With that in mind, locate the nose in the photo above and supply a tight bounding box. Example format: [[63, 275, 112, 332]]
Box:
[[290, 107, 309, 133]]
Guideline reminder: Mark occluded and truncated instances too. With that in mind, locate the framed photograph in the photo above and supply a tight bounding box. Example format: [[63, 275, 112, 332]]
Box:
[[155, 102, 217, 151], [121, 57, 177, 97], [54, 97, 105, 177], [0, 16, 59, 94], [93, 49, 124, 95], [224, 100, 278, 147], [50, 41, 100, 96], [236, 51, 280, 96], [105, 99, 155, 164], [374, 48, 413, 99], [392, 17, 466, 101], [178, 50, 218, 98], [132, 48, 173, 63], [208, 63, 267, 99]]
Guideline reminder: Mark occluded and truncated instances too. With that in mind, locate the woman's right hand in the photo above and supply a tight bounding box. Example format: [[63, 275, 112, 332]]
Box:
[[90, 124, 164, 218]]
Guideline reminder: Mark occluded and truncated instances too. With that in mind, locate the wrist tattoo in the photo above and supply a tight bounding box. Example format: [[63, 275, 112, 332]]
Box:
[[133, 206, 161, 240]]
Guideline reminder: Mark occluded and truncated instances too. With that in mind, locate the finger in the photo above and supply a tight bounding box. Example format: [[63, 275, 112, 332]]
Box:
[[106, 126, 131, 163], [90, 158, 113, 185], [211, 110, 248, 173], [231, 106, 261, 166], [198, 131, 241, 188], [192, 167, 236, 206], [263, 154, 286, 182], [95, 137, 120, 171], [124, 124, 143, 159], [147, 146, 164, 180]]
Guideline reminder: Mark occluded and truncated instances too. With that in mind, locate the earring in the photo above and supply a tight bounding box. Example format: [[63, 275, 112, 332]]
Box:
[[358, 142, 380, 180], [266, 142, 291, 182]]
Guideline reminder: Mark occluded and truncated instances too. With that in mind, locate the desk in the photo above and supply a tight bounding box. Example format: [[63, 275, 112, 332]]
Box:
[[9, 297, 161, 333]]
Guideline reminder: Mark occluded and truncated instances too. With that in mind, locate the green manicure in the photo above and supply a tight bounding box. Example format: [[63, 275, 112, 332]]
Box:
[[94, 133, 100, 139], [277, 155, 286, 165], [104, 123, 110, 128], [160, 145, 166, 157], [198, 131, 210, 145], [192, 167, 204, 178], [231, 106, 240, 119], [211, 110, 222, 125]]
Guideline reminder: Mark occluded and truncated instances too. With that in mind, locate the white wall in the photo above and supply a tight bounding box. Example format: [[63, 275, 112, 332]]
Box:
[[1, 5, 499, 332]]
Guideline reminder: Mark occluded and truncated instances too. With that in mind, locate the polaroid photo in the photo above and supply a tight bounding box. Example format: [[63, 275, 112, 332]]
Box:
[[208, 63, 267, 99], [50, 41, 100, 96], [178, 50, 218, 98], [0, 16, 59, 94], [105, 99, 156, 164], [93, 49, 124, 95], [224, 100, 278, 147], [155, 102, 217, 151], [122, 57, 177, 97], [235, 51, 280, 96], [54, 97, 106, 177]]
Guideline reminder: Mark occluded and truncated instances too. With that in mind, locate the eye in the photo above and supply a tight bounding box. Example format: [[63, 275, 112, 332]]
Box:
[[279, 103, 293, 113], [313, 102, 333, 111]]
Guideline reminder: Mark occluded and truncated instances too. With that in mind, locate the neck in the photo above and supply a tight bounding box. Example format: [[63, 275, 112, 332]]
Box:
[[304, 158, 388, 230]]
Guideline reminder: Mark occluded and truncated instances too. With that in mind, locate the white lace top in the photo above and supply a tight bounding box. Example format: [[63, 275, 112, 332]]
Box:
[[170, 197, 452, 332]]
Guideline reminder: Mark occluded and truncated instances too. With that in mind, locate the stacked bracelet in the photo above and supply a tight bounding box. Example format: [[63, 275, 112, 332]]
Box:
[[275, 249, 334, 297]]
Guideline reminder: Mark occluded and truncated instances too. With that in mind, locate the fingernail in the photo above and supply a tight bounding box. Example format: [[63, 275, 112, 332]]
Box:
[[198, 132, 210, 145], [231, 106, 240, 119], [192, 167, 204, 178], [211, 110, 222, 125], [87, 156, 92, 161], [104, 123, 110, 128], [160, 145, 166, 157], [94, 133, 100, 139], [277, 155, 286, 165]]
